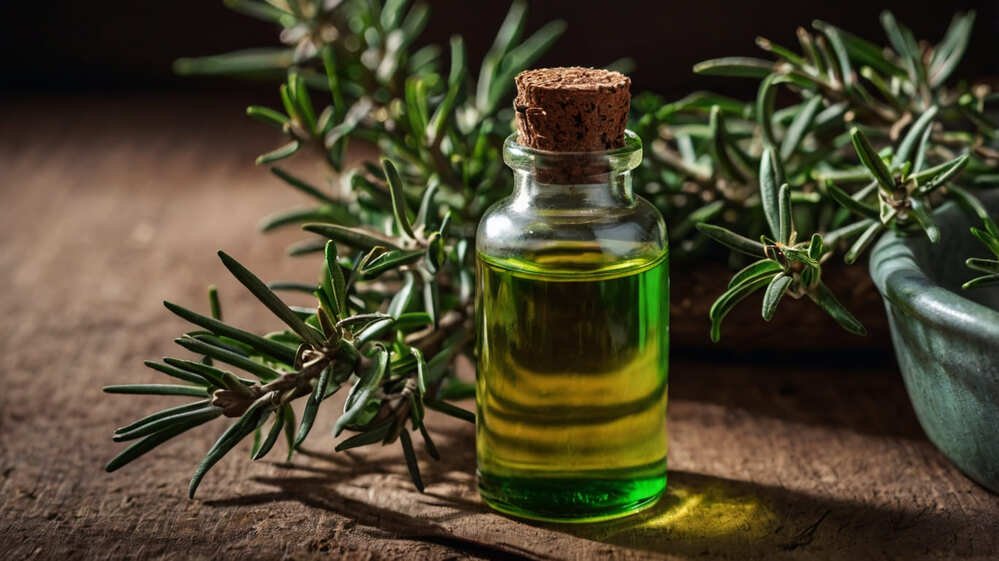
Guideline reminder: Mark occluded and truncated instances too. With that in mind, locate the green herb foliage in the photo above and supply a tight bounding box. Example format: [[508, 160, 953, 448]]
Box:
[[107, 1, 996, 495]]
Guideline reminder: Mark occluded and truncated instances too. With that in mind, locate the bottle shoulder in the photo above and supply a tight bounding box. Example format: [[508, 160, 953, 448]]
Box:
[[476, 194, 668, 267]]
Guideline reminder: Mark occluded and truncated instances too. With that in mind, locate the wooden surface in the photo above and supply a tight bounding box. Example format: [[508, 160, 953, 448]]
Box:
[[1, 95, 997, 561]]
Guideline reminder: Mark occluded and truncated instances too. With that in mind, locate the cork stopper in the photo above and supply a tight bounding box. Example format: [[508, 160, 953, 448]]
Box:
[[514, 67, 631, 152]]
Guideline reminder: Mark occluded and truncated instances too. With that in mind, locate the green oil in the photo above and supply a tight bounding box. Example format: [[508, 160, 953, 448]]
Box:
[[476, 248, 669, 522]]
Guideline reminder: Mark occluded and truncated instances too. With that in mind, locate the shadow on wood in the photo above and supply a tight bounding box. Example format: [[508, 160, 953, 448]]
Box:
[[205, 451, 992, 561]]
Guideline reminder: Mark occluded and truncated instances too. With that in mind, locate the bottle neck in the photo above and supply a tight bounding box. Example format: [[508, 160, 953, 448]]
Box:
[[510, 169, 635, 211], [503, 129, 643, 212]]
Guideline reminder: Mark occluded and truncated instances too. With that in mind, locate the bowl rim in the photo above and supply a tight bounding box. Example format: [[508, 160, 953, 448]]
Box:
[[869, 196, 999, 344]]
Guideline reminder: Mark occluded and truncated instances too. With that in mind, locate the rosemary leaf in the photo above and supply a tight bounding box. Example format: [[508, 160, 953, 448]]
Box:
[[354, 317, 395, 347], [294, 366, 333, 447], [845, 221, 885, 264], [106, 413, 218, 473], [693, 57, 773, 78], [113, 400, 212, 436], [104, 384, 210, 397], [778, 183, 793, 244], [929, 12, 975, 87], [709, 274, 775, 342], [270, 167, 337, 205], [965, 258, 999, 275], [422, 273, 440, 328], [894, 106, 938, 167], [915, 154, 970, 195], [282, 405, 296, 462], [822, 181, 880, 221], [174, 337, 281, 382], [708, 106, 745, 182], [304, 223, 402, 251], [849, 128, 895, 191], [696, 223, 767, 257], [780, 96, 823, 160], [759, 147, 784, 238], [114, 407, 221, 442], [224, 0, 294, 26], [388, 271, 416, 318], [218, 250, 326, 348], [335, 346, 389, 436], [727, 259, 783, 290], [427, 36, 466, 145], [256, 140, 301, 165], [399, 430, 424, 492], [163, 357, 252, 394], [808, 282, 866, 335], [322, 240, 348, 319], [762, 274, 793, 321], [411, 347, 427, 394], [144, 360, 210, 386], [245, 105, 289, 129], [189, 399, 269, 498], [250, 396, 285, 461], [360, 249, 424, 278], [756, 74, 782, 147], [425, 400, 475, 423], [909, 198, 941, 243], [335, 419, 394, 452], [174, 48, 293, 76]]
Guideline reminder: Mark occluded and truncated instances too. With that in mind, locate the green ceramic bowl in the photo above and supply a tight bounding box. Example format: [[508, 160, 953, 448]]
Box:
[[870, 193, 999, 493]]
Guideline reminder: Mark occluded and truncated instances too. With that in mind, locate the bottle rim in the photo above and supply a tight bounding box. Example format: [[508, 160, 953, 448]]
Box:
[[503, 130, 643, 174]]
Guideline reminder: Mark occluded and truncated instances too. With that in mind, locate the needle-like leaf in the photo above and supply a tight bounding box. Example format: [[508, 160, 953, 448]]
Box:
[[114, 407, 221, 442], [756, 74, 782, 147], [808, 282, 866, 335], [894, 106, 938, 167], [708, 106, 745, 182], [425, 400, 475, 423], [849, 127, 895, 192], [163, 301, 297, 365], [335, 419, 394, 452], [728, 259, 783, 290], [709, 274, 775, 342], [335, 347, 389, 435], [113, 400, 213, 436], [256, 140, 301, 165], [189, 399, 268, 497], [908, 198, 940, 243], [106, 412, 219, 473], [762, 274, 793, 321], [399, 430, 424, 492], [778, 183, 793, 244], [295, 365, 333, 447], [304, 223, 402, 251], [780, 96, 823, 160], [696, 223, 767, 257], [174, 337, 281, 381], [252, 406, 286, 461], [218, 251, 325, 348], [845, 221, 885, 264], [694, 57, 773, 78], [822, 181, 880, 221], [322, 240, 348, 319], [104, 384, 210, 397]]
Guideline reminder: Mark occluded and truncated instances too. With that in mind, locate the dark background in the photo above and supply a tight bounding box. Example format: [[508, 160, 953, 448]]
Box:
[[2, 0, 996, 99]]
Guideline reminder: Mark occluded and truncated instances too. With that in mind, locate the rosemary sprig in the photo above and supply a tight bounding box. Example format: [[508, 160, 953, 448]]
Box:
[[671, 10, 996, 336], [965, 220, 999, 289]]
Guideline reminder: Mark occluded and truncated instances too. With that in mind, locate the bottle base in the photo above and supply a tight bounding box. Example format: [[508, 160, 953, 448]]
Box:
[[478, 469, 667, 523]]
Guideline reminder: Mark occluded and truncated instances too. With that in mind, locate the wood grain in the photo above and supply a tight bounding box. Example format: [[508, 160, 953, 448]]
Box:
[[0, 95, 996, 560]]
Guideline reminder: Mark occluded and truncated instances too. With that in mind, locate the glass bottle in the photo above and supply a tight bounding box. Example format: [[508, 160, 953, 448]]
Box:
[[475, 130, 670, 522]]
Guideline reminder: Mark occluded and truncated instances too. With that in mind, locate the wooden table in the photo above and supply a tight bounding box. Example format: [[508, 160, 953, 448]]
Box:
[[2, 95, 997, 560]]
